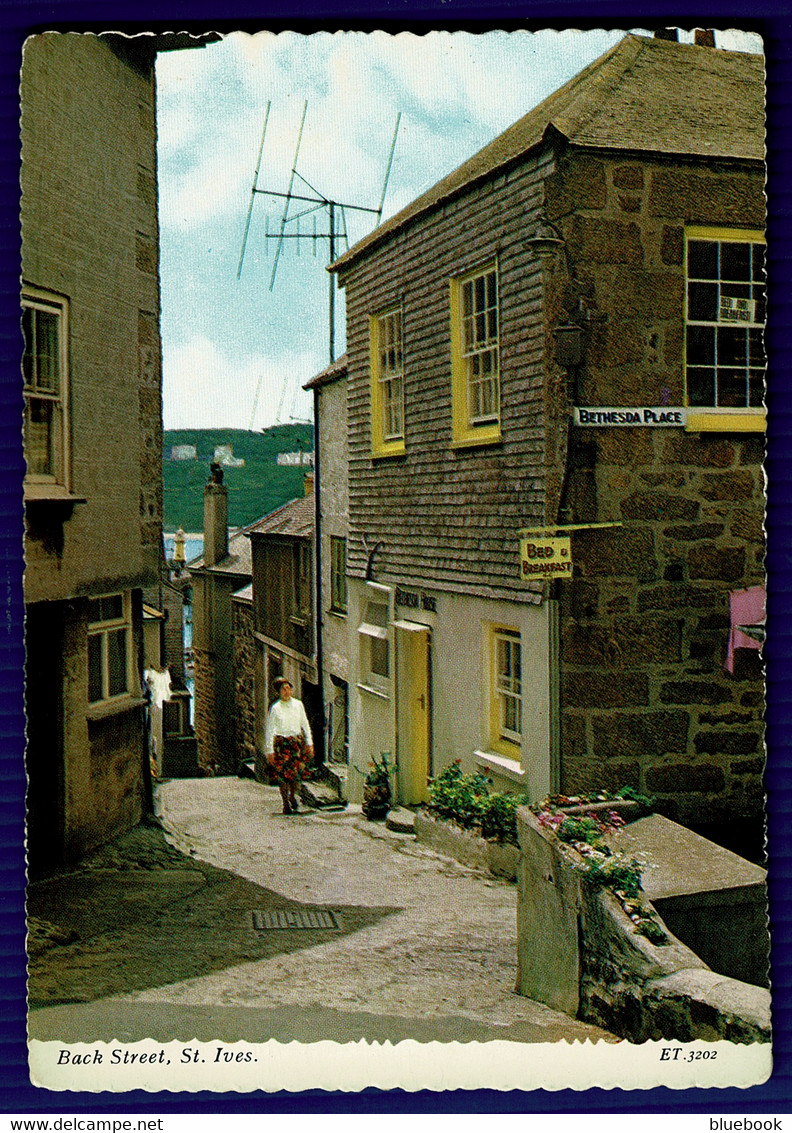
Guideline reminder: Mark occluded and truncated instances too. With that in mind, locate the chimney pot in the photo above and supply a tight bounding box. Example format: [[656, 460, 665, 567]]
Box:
[[695, 28, 716, 47], [203, 481, 229, 567]]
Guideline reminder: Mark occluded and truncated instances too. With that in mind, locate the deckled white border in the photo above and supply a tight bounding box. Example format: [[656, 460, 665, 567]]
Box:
[[29, 1038, 772, 1093]]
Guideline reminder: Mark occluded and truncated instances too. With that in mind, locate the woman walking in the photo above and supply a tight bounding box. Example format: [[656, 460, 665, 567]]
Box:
[[265, 677, 314, 814]]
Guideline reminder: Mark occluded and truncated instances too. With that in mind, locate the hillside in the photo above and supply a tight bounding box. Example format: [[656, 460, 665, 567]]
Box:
[[163, 424, 314, 533]]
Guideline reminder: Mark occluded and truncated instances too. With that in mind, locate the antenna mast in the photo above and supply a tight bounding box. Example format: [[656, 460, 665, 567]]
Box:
[[237, 105, 401, 366]]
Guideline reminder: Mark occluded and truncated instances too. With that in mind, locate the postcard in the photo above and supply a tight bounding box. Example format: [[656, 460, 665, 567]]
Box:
[[21, 26, 772, 1096]]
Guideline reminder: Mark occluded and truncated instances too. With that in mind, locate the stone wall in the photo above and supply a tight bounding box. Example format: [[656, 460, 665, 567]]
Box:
[[516, 808, 770, 1043], [233, 597, 257, 771], [548, 151, 766, 842]]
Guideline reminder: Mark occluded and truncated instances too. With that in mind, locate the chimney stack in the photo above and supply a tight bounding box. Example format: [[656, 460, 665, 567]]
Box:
[[654, 28, 679, 41], [203, 464, 228, 567], [695, 29, 716, 47], [303, 471, 315, 497]]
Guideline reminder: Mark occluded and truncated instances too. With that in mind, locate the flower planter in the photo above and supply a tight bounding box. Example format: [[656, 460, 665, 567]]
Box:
[[414, 811, 520, 881]]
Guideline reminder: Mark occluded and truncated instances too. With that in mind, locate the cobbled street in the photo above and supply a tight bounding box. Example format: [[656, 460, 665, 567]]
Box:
[[28, 777, 615, 1045]]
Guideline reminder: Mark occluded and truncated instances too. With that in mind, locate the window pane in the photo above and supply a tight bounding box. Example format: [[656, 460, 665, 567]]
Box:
[[748, 371, 765, 408], [687, 325, 714, 366], [688, 281, 718, 322], [717, 326, 748, 367], [720, 241, 751, 282], [100, 594, 124, 622], [719, 369, 748, 408], [752, 244, 766, 280], [688, 240, 718, 280], [88, 634, 103, 702], [370, 636, 389, 678], [749, 328, 766, 367], [687, 368, 715, 407], [22, 306, 33, 387], [107, 628, 129, 697], [25, 397, 53, 476], [35, 309, 60, 393]]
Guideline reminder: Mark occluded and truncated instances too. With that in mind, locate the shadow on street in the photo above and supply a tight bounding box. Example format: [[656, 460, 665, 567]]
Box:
[[27, 823, 402, 1008]]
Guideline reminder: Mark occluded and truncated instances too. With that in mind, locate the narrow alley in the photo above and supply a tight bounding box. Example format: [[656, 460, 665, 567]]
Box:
[[28, 777, 614, 1047]]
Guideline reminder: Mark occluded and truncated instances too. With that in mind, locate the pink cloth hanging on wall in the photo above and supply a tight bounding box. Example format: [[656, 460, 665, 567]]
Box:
[[726, 585, 766, 674]]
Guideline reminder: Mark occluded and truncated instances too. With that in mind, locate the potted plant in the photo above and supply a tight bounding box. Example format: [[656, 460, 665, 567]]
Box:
[[362, 753, 393, 820]]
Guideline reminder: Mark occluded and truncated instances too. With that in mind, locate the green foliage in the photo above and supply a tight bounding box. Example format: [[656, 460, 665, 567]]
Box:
[[427, 761, 530, 845], [480, 791, 532, 846], [583, 855, 643, 898], [556, 815, 605, 847], [163, 424, 314, 532], [366, 753, 394, 786], [634, 918, 668, 945], [616, 785, 656, 811]]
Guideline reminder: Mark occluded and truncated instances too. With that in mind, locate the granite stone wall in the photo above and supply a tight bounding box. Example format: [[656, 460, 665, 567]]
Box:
[[548, 152, 766, 839], [233, 597, 257, 771]]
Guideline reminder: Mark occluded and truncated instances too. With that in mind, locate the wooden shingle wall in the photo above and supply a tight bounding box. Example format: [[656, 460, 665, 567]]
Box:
[[340, 148, 556, 602]]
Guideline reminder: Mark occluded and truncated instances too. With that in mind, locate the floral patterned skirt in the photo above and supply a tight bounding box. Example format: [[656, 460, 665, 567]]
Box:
[[270, 734, 310, 786]]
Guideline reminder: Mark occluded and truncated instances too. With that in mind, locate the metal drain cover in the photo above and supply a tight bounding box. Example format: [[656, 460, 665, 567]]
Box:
[[252, 909, 340, 931]]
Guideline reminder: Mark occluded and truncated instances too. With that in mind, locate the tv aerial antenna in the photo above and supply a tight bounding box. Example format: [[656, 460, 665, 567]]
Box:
[[237, 100, 401, 367]]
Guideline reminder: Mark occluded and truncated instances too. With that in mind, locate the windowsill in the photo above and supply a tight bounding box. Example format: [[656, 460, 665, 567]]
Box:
[[328, 608, 348, 620], [86, 694, 146, 722], [289, 615, 309, 629], [24, 482, 87, 504], [685, 408, 766, 433], [450, 430, 502, 451], [474, 749, 526, 784], [371, 442, 406, 460], [357, 681, 390, 701]]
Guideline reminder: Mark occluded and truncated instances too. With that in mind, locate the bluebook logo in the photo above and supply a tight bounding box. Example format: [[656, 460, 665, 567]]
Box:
[[710, 1122, 782, 1130]]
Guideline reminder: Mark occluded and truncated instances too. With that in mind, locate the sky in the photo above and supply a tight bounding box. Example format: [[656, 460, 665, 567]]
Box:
[[156, 27, 764, 433]]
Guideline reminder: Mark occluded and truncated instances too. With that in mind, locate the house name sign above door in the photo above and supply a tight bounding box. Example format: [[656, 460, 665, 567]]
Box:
[[574, 407, 687, 427]]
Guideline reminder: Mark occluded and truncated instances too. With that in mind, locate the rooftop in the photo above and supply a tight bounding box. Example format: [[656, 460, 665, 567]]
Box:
[[303, 353, 348, 391], [248, 494, 315, 540], [332, 33, 764, 273]]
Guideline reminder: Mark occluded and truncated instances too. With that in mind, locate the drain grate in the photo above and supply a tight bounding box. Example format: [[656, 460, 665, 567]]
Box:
[[252, 908, 340, 931]]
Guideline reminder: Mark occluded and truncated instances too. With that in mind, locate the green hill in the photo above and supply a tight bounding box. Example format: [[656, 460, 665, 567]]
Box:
[[163, 424, 314, 533]]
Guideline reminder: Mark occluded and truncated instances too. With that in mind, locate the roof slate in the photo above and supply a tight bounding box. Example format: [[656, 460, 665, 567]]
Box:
[[248, 494, 315, 539], [331, 34, 764, 273]]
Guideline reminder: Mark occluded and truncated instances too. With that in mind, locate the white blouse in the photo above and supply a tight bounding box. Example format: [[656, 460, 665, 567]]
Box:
[[265, 697, 313, 754]]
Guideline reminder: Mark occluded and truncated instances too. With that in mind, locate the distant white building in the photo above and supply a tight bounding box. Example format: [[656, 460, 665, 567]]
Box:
[[214, 444, 245, 468], [276, 451, 314, 467], [171, 444, 197, 461]]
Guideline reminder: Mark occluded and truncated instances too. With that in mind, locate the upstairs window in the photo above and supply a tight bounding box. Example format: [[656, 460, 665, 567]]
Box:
[[22, 290, 68, 484], [293, 541, 311, 618], [369, 307, 405, 458], [329, 535, 347, 614], [450, 263, 501, 447], [685, 230, 766, 419], [88, 593, 132, 704]]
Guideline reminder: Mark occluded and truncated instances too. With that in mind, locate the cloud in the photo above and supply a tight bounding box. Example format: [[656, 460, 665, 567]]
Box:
[[163, 335, 318, 431]]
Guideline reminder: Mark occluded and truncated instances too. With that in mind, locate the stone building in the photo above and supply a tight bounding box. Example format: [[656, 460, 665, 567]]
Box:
[[22, 32, 214, 869], [304, 356, 350, 769], [330, 32, 765, 852], [247, 481, 323, 776], [189, 474, 253, 775]]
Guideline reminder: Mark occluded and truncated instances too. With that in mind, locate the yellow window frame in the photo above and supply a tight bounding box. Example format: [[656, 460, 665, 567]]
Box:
[[684, 226, 766, 434], [369, 307, 406, 458], [488, 624, 522, 759], [449, 261, 501, 448]]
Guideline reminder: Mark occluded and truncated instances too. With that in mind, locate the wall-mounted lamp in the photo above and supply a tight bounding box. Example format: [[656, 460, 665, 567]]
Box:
[[524, 213, 565, 264]]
